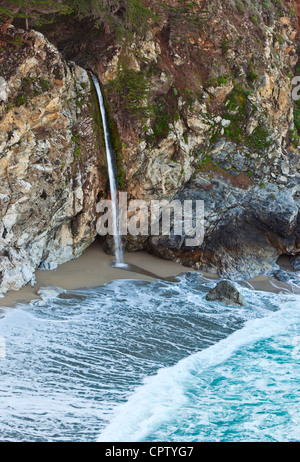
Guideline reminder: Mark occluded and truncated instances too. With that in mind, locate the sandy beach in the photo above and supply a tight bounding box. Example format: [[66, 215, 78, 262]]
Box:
[[0, 241, 296, 308], [0, 241, 197, 307]]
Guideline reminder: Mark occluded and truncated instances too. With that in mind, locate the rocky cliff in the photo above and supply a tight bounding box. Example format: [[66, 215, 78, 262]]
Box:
[[0, 27, 106, 294], [1, 0, 300, 293], [48, 0, 299, 278]]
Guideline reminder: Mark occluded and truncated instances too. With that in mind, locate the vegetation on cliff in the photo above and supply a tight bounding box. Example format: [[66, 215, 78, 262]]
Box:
[[67, 0, 155, 39], [0, 0, 155, 38], [0, 0, 69, 32]]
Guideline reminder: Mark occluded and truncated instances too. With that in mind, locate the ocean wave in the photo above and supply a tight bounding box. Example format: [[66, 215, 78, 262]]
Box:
[[98, 292, 300, 442]]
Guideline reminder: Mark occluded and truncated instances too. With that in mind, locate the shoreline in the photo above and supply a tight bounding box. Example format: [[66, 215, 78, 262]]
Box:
[[0, 242, 297, 308], [0, 242, 200, 307]]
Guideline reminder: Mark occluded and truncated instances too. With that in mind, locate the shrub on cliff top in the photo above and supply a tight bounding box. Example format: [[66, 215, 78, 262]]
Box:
[[0, 0, 155, 40], [66, 0, 156, 40], [0, 0, 70, 32]]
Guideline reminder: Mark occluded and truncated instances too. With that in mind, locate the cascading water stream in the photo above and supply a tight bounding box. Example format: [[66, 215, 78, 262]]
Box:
[[90, 73, 124, 266]]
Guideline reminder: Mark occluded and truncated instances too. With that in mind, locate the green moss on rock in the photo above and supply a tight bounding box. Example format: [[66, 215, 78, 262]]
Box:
[[247, 125, 273, 153]]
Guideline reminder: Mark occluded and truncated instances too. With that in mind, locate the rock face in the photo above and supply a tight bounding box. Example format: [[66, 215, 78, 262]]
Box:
[[205, 281, 246, 306], [0, 27, 106, 294], [150, 178, 300, 279], [1, 0, 300, 292], [46, 0, 300, 279]]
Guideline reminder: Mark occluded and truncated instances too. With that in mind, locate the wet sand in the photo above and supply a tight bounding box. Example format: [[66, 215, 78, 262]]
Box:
[[240, 275, 298, 294], [0, 242, 298, 307], [0, 242, 197, 307]]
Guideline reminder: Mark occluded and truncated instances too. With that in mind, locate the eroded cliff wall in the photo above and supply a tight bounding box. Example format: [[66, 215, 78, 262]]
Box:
[[57, 0, 299, 278], [1, 0, 300, 291], [0, 27, 106, 294]]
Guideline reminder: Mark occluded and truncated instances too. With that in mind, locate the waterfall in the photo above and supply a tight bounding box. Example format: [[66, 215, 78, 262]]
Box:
[[90, 73, 124, 266]]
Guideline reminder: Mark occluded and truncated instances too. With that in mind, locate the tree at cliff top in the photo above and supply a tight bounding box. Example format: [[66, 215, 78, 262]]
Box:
[[67, 0, 156, 39], [0, 0, 70, 33]]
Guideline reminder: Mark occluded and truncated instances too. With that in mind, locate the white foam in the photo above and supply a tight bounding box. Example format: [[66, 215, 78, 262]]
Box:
[[31, 286, 65, 306], [97, 295, 300, 442], [112, 262, 129, 269]]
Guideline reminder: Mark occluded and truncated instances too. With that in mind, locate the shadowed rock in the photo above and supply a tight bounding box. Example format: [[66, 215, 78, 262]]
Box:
[[150, 180, 300, 280], [291, 255, 300, 271], [205, 281, 245, 306]]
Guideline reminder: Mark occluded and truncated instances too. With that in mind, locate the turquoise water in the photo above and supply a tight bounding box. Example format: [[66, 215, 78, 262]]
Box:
[[0, 273, 299, 442]]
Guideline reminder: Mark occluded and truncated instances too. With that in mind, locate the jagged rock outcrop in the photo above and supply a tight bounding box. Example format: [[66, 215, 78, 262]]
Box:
[[206, 280, 245, 306], [150, 178, 300, 278], [0, 27, 106, 294]]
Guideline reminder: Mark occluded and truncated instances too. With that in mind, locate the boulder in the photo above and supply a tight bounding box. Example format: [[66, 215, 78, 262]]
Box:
[[205, 281, 246, 306]]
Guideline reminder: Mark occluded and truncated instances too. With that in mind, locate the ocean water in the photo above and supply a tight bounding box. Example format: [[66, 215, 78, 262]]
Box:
[[0, 272, 299, 442]]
